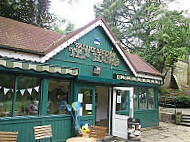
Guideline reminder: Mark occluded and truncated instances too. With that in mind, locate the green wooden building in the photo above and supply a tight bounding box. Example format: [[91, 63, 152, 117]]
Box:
[[0, 16, 162, 141]]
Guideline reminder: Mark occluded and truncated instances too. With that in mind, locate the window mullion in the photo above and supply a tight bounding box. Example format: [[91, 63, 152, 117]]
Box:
[[12, 76, 18, 117]]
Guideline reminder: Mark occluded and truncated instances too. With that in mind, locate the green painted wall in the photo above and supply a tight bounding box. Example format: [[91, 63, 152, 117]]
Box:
[[47, 27, 133, 81], [0, 115, 72, 142], [134, 110, 159, 127]]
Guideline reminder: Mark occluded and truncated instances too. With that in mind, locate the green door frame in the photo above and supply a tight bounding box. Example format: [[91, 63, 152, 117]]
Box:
[[76, 84, 96, 125]]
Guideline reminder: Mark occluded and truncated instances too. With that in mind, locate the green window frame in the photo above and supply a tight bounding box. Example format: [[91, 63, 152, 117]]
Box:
[[134, 87, 156, 110], [0, 72, 43, 118]]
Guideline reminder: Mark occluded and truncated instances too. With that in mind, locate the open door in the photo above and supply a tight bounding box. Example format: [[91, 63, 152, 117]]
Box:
[[112, 87, 134, 139]]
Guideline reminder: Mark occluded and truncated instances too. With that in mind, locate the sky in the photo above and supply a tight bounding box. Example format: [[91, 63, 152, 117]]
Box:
[[50, 0, 190, 29], [50, 0, 103, 29]]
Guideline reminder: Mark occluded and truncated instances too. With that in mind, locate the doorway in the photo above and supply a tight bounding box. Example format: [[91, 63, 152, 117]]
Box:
[[112, 87, 134, 139], [95, 86, 109, 128]]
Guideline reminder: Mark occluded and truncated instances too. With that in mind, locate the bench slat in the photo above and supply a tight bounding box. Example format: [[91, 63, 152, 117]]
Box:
[[0, 131, 18, 142], [34, 125, 52, 140]]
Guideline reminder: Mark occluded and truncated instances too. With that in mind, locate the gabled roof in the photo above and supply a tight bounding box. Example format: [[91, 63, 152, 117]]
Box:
[[124, 52, 161, 76], [0, 16, 64, 55], [0, 16, 162, 78]]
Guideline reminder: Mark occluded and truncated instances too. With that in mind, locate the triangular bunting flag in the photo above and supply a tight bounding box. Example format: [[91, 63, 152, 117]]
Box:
[[27, 88, 33, 95], [20, 89, 25, 96], [4, 88, 10, 95], [34, 86, 39, 93]]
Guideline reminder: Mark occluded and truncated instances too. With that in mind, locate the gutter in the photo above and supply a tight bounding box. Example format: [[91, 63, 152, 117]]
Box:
[[0, 44, 45, 56]]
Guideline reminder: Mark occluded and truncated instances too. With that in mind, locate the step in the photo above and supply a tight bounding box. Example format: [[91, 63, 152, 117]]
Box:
[[181, 120, 190, 123], [180, 122, 190, 127], [182, 114, 190, 118], [182, 114, 190, 117]]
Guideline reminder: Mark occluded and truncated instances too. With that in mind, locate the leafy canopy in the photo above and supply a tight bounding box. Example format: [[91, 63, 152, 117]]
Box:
[[0, 0, 74, 34], [94, 0, 190, 73]]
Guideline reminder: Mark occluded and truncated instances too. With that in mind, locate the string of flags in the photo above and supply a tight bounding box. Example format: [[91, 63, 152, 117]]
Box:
[[0, 86, 40, 95]]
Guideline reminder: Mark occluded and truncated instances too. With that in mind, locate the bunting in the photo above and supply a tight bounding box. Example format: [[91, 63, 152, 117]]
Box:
[[4, 88, 10, 95], [0, 86, 40, 95], [20, 89, 25, 96]]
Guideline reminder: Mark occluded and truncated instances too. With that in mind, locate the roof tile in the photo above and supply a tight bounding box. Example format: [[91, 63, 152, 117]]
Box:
[[0, 16, 63, 55]]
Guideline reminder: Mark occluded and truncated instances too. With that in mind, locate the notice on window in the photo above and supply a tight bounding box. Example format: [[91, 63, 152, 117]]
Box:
[[78, 93, 83, 103], [85, 104, 92, 110], [117, 95, 121, 103], [79, 107, 83, 116]]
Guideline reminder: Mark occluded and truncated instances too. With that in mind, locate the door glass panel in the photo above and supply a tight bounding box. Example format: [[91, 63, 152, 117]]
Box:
[[78, 88, 93, 115], [115, 90, 129, 115]]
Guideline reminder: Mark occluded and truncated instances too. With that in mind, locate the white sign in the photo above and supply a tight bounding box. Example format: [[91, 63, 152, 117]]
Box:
[[117, 95, 121, 103], [78, 93, 83, 103], [85, 104, 92, 110]]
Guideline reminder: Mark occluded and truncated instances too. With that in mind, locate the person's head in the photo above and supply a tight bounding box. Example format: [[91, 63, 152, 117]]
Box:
[[34, 101, 39, 106]]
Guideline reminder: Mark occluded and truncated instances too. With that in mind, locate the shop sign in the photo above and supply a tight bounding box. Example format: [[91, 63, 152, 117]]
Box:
[[68, 42, 120, 67]]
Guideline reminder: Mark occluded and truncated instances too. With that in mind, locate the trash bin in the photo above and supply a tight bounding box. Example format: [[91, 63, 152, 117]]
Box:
[[128, 118, 141, 142]]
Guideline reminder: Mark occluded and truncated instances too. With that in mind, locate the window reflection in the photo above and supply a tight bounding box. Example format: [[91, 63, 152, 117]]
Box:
[[16, 76, 41, 116], [116, 90, 129, 115], [48, 79, 70, 115], [139, 88, 147, 109], [0, 73, 14, 117], [148, 88, 155, 109], [78, 88, 93, 115]]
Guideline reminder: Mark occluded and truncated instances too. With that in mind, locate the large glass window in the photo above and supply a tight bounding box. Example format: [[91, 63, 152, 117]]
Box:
[[78, 88, 93, 115], [148, 88, 155, 109], [48, 79, 70, 115], [0, 73, 14, 117], [16, 76, 41, 116], [139, 88, 147, 109]]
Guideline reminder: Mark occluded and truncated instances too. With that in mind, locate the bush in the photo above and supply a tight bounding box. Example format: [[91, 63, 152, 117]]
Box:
[[173, 96, 190, 108]]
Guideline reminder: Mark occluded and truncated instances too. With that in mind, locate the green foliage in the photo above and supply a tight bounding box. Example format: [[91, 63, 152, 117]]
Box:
[[159, 87, 170, 96], [94, 0, 190, 73], [0, 0, 75, 34], [0, 0, 52, 29], [173, 96, 190, 108], [63, 22, 75, 35]]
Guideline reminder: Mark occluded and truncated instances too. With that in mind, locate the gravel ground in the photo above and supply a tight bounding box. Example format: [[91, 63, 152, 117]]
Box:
[[141, 122, 190, 142]]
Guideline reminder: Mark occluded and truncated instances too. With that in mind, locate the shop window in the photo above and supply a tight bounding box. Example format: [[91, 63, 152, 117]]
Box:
[[0, 73, 14, 117], [48, 79, 70, 115], [133, 87, 138, 110], [139, 88, 147, 109], [78, 88, 93, 115], [16, 76, 41, 116], [148, 88, 155, 109]]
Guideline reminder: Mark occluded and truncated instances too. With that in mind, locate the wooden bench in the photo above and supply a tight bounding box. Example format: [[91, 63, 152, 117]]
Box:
[[0, 131, 18, 142], [34, 125, 52, 142], [89, 126, 107, 141]]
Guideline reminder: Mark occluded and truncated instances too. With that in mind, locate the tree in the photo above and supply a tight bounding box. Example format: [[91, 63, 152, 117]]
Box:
[[0, 0, 52, 29], [0, 0, 74, 34], [94, 0, 190, 73]]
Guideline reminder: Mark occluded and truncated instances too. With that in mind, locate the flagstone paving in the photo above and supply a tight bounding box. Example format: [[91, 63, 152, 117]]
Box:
[[141, 122, 190, 142]]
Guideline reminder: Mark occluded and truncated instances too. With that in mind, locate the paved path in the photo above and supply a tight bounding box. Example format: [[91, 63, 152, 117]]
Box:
[[159, 107, 190, 115], [141, 122, 190, 142]]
